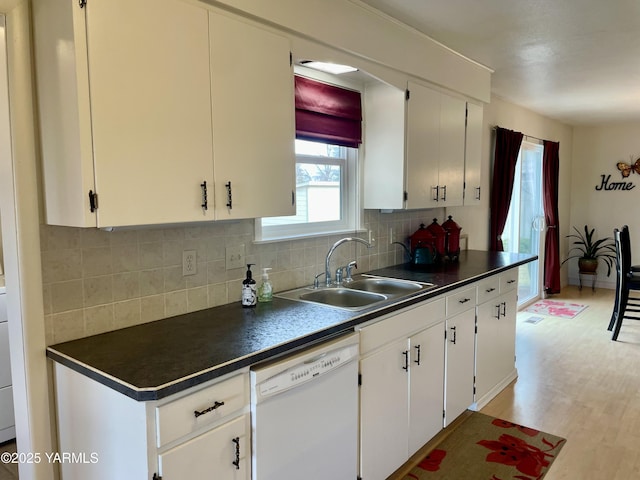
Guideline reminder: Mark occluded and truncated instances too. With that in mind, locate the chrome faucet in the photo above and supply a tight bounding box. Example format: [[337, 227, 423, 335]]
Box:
[[324, 237, 372, 287], [392, 241, 412, 262]]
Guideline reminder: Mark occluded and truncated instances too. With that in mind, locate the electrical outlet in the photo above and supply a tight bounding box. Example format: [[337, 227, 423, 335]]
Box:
[[182, 250, 197, 276], [226, 244, 245, 270]]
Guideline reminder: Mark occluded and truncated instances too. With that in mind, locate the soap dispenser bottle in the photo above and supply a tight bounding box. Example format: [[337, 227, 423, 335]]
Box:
[[258, 268, 273, 303], [241, 264, 257, 308]]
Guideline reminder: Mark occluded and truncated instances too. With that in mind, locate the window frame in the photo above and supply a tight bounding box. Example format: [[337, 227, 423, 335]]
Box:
[[255, 141, 360, 242]]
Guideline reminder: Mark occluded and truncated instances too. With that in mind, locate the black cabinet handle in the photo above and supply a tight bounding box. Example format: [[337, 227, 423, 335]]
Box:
[[193, 400, 224, 418], [495, 304, 501, 319], [232, 437, 240, 470], [501, 301, 507, 317], [475, 186, 481, 200], [440, 185, 447, 201], [200, 181, 208, 210], [414, 344, 421, 365], [485, 287, 496, 293], [458, 298, 471, 304], [225, 181, 232, 209], [432, 185, 439, 201], [450, 326, 457, 344], [402, 350, 409, 371]]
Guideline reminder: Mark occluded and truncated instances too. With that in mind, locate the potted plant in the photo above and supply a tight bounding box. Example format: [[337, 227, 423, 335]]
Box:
[[562, 225, 617, 276]]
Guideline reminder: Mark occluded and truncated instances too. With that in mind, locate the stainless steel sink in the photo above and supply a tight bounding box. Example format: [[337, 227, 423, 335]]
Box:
[[344, 276, 432, 296], [276, 275, 436, 311], [300, 288, 387, 309]]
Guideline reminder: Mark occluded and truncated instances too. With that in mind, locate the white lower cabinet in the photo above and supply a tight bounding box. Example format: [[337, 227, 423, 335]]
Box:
[[53, 363, 250, 480], [358, 299, 446, 480], [444, 307, 476, 426], [408, 324, 445, 456], [360, 336, 411, 480], [475, 269, 519, 408], [159, 415, 249, 479]]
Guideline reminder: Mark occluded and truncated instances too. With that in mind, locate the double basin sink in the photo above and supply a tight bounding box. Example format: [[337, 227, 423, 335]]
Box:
[[277, 275, 437, 311]]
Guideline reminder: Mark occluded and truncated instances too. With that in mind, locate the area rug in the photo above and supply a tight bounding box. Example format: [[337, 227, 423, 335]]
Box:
[[524, 299, 587, 319], [402, 411, 566, 480]]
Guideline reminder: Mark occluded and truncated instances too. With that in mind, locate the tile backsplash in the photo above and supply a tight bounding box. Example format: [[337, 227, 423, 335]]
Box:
[[42, 208, 444, 345]]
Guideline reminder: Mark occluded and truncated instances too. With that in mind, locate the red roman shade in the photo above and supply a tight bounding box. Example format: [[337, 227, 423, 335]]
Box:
[[294, 75, 362, 148]]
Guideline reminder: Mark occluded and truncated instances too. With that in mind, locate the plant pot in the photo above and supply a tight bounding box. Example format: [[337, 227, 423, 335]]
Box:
[[578, 257, 598, 273]]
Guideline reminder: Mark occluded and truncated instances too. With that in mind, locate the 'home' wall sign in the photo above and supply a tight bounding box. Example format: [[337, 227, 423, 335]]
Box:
[[594, 158, 640, 191]]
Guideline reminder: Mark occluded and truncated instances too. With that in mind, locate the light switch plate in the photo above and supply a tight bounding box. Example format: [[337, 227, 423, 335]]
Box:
[[226, 244, 245, 270]]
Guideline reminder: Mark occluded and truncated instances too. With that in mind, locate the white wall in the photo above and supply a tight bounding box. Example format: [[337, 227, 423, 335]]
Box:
[[571, 122, 640, 288], [447, 95, 574, 287]]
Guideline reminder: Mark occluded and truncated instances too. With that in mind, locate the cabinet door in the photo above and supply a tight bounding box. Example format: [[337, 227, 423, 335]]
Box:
[[406, 81, 440, 209], [85, 0, 214, 227], [210, 12, 295, 220], [438, 94, 466, 206], [159, 415, 249, 480], [475, 289, 517, 404], [408, 323, 445, 456], [444, 308, 475, 426], [359, 337, 410, 480], [463, 102, 483, 205]]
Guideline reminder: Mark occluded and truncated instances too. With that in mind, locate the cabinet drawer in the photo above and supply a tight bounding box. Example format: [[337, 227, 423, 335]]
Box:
[[156, 373, 247, 447], [359, 298, 445, 355], [446, 287, 476, 317], [500, 270, 518, 293], [477, 277, 500, 304]]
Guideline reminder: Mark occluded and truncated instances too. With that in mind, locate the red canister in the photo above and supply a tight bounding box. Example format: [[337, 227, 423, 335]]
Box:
[[442, 215, 462, 261], [409, 223, 434, 253], [426, 218, 447, 259]]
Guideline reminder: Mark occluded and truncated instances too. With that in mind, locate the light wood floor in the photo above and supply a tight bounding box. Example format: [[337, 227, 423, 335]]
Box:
[[393, 285, 640, 480]]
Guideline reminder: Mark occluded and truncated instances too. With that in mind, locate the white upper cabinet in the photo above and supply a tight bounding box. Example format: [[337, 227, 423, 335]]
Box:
[[34, 0, 215, 228], [33, 0, 295, 228], [363, 81, 466, 210], [463, 102, 484, 206], [209, 11, 295, 220]]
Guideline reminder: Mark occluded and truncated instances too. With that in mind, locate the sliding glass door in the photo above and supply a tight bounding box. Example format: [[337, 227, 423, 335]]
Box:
[[502, 141, 545, 305]]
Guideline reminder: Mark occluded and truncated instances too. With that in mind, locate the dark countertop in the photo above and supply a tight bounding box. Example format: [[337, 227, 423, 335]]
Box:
[[46, 250, 536, 401]]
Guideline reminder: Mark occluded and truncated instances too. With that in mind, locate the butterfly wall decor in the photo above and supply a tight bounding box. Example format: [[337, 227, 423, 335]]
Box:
[[617, 158, 640, 178]]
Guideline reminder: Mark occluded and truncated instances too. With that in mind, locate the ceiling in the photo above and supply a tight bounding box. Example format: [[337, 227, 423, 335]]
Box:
[[357, 0, 640, 126]]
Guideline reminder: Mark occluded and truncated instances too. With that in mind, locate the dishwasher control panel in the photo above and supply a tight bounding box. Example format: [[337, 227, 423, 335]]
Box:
[[257, 343, 358, 398]]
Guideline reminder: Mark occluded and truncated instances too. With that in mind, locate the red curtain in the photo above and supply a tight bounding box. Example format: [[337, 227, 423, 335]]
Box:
[[543, 140, 561, 294], [489, 127, 524, 251], [294, 75, 362, 148]]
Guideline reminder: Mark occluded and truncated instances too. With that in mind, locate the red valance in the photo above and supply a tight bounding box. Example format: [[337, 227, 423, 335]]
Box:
[[294, 75, 362, 148]]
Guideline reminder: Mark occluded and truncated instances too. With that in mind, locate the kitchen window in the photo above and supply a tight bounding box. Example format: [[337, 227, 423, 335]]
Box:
[[256, 72, 362, 242], [256, 139, 359, 241]]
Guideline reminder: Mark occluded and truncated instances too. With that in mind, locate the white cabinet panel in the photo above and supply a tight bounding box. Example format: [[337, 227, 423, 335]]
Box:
[[359, 337, 410, 480], [405, 83, 440, 209], [156, 373, 246, 447], [438, 93, 466, 206], [363, 81, 467, 210], [444, 307, 475, 426], [34, 0, 215, 227], [159, 415, 249, 480], [210, 12, 295, 220], [464, 102, 483, 205], [408, 323, 445, 456]]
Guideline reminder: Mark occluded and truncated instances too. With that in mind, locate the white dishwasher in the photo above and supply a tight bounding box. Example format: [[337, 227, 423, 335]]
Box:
[[250, 332, 359, 480]]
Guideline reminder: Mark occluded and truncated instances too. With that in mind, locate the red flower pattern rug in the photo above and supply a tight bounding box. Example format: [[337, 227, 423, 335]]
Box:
[[524, 299, 587, 319], [402, 412, 566, 480]]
